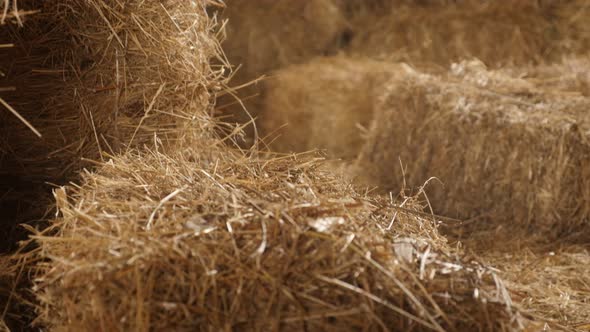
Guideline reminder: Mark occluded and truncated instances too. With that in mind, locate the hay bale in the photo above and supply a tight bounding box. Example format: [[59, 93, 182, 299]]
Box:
[[216, 0, 349, 140], [0, 0, 221, 247], [346, 1, 590, 67], [221, 0, 348, 83], [259, 57, 402, 159], [4, 5, 521, 327], [1, 0, 219, 181], [30, 144, 522, 331], [1, 0, 223, 328], [355, 60, 590, 233]]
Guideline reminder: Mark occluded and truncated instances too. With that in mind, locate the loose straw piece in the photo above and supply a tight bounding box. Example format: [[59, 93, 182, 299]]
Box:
[[0, 97, 42, 137]]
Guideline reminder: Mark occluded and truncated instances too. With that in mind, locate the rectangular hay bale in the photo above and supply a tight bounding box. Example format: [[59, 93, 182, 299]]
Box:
[[346, 1, 590, 68], [259, 56, 403, 159], [356, 60, 590, 233]]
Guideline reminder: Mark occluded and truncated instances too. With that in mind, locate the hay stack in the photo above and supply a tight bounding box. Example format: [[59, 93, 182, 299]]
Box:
[[216, 0, 349, 139], [346, 1, 590, 67], [0, 0, 221, 246], [221, 0, 348, 83], [1, 0, 219, 182], [30, 145, 522, 331], [2, 1, 523, 330], [356, 60, 590, 234], [1, 0, 222, 328], [259, 57, 403, 159]]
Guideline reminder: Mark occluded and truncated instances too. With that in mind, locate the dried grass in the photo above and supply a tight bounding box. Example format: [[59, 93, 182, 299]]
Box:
[[1, 1, 587, 330], [220, 0, 347, 83], [259, 57, 400, 159], [1, 0, 221, 182], [440, 220, 590, 332], [25, 144, 523, 331], [355, 59, 590, 235], [215, 0, 349, 142], [0, 0, 223, 248], [1, 0, 223, 328], [502, 246, 590, 330], [1, 1, 530, 330], [241, 51, 590, 330], [346, 1, 590, 67]]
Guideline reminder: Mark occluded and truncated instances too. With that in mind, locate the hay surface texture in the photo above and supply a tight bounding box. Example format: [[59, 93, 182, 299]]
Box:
[[30, 144, 521, 331], [346, 1, 590, 67], [472, 235, 590, 330], [356, 59, 590, 234]]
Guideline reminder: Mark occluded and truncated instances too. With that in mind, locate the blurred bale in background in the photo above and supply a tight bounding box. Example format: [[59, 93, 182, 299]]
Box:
[[259, 57, 402, 158]]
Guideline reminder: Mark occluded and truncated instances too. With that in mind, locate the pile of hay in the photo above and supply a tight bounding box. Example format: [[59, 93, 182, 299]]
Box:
[[1, 0, 221, 327], [30, 146, 522, 331], [356, 59, 590, 234], [258, 56, 590, 235], [346, 1, 590, 67], [0, 1, 530, 330]]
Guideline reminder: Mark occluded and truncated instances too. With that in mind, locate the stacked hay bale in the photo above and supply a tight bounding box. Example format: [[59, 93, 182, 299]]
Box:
[[259, 57, 406, 159], [218, 0, 590, 153], [1, 0, 220, 328], [1, 0, 219, 181], [219, 0, 590, 89], [221, 0, 348, 84], [259, 56, 590, 235], [0, 1, 528, 331], [216, 0, 350, 143], [32, 146, 523, 331], [346, 1, 590, 67], [258, 56, 447, 159], [356, 60, 590, 233], [0, 0, 220, 245]]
